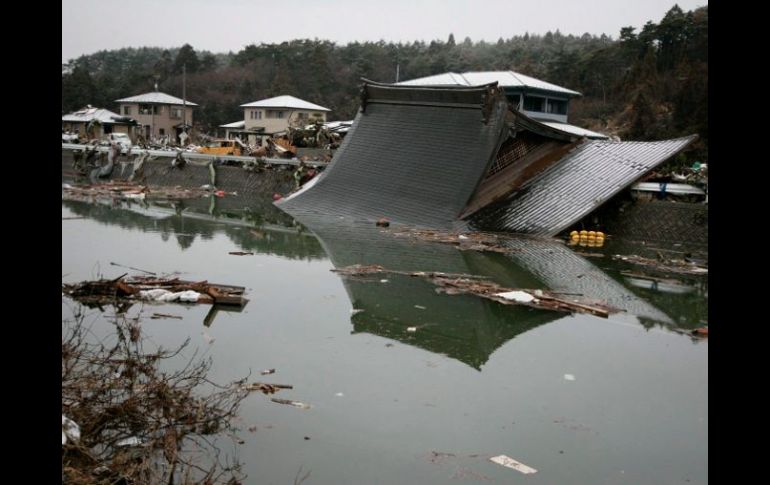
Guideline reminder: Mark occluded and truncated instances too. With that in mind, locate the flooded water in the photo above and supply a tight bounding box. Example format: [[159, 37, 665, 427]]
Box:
[[62, 196, 707, 485]]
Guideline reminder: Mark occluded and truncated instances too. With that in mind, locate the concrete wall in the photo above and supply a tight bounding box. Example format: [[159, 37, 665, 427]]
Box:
[[601, 200, 708, 247]]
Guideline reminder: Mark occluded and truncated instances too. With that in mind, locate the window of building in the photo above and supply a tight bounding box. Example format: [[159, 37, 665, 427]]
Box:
[[546, 98, 568, 115], [123, 106, 131, 116], [507, 95, 522, 109], [297, 112, 307, 120], [170, 108, 183, 119], [159, 128, 165, 135], [138, 104, 159, 115], [523, 96, 545, 112]]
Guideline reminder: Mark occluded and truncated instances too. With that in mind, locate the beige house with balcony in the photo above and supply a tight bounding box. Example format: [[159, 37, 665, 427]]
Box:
[[222, 95, 330, 145], [115, 91, 197, 142]]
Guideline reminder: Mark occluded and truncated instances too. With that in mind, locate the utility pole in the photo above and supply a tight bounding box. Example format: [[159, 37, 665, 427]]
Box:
[[396, 63, 400, 83], [152, 77, 159, 140], [182, 63, 187, 130]]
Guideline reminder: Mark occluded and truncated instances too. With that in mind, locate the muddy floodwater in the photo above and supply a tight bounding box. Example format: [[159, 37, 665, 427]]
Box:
[[62, 196, 707, 485]]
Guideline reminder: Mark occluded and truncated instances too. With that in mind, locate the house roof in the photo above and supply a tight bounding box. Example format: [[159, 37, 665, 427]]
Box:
[[241, 95, 330, 111], [115, 92, 198, 106], [397, 71, 581, 96], [220, 120, 246, 129], [278, 82, 510, 228], [62, 106, 128, 124], [469, 135, 697, 236], [541, 122, 609, 139]]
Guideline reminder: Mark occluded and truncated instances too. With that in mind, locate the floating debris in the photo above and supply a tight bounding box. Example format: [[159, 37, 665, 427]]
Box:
[[150, 313, 183, 320], [495, 290, 536, 303], [564, 374, 576, 381], [242, 382, 293, 394], [229, 251, 255, 256], [489, 455, 537, 474], [332, 265, 616, 318], [612, 254, 708, 276], [260, 368, 276, 375], [62, 181, 213, 202], [392, 228, 521, 254], [62, 275, 248, 307], [407, 327, 417, 332], [110, 261, 156, 275], [270, 398, 311, 410], [142, 289, 201, 302]]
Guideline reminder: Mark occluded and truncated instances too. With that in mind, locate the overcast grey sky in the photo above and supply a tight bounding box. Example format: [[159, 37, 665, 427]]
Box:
[[62, 0, 707, 63]]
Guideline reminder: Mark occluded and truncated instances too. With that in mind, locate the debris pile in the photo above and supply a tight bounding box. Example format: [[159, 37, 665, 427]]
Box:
[[612, 254, 708, 276], [332, 264, 616, 318], [62, 181, 216, 202], [392, 228, 521, 254], [62, 275, 248, 307]]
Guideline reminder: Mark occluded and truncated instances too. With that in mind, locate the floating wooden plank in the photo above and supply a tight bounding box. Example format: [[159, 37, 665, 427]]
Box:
[[489, 455, 537, 474]]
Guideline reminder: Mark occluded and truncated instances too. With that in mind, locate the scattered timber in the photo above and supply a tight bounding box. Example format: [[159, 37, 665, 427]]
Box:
[[391, 228, 520, 254], [332, 264, 616, 318], [62, 181, 215, 202], [612, 254, 708, 276], [62, 275, 248, 307]]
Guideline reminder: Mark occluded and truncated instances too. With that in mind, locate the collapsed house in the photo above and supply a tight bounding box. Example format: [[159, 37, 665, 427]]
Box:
[[276, 80, 696, 236], [62, 106, 138, 141]]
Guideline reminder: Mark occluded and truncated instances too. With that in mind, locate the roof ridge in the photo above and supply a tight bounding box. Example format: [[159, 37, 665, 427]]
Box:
[[455, 72, 471, 85], [507, 70, 526, 86]]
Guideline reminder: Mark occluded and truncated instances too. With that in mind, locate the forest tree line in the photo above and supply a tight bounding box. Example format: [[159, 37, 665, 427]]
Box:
[[62, 4, 707, 160]]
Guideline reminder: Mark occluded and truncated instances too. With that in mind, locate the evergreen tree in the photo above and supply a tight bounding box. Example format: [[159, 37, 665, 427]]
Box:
[[173, 44, 200, 74]]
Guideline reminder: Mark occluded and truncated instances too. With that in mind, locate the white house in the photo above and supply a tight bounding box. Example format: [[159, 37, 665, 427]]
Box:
[[397, 71, 606, 138], [221, 95, 331, 145]]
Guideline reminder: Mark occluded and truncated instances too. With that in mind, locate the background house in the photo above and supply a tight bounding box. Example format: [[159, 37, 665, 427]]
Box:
[[397, 71, 605, 137], [223, 95, 330, 145], [115, 92, 197, 142], [62, 106, 137, 141]]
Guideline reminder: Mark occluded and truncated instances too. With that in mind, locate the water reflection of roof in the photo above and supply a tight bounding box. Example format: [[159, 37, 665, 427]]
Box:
[[297, 216, 560, 370], [499, 237, 674, 324], [291, 214, 683, 369]]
